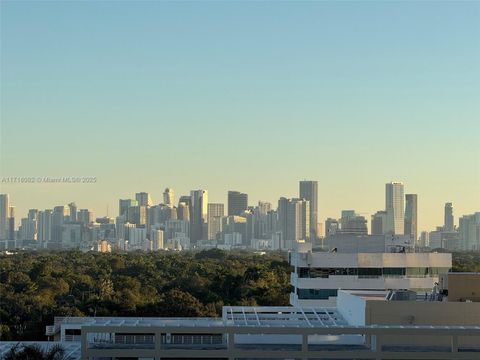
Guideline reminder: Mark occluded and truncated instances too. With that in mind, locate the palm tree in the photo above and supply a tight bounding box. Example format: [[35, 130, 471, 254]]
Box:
[[3, 343, 68, 360]]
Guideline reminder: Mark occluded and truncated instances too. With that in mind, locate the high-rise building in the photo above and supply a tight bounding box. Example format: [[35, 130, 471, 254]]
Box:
[[163, 188, 174, 206], [135, 192, 153, 207], [177, 201, 190, 221], [126, 205, 147, 226], [68, 202, 77, 222], [340, 210, 356, 230], [222, 215, 247, 245], [119, 199, 138, 217], [190, 190, 208, 242], [299, 180, 318, 239], [7, 206, 15, 241], [228, 191, 248, 216], [0, 194, 9, 240], [51, 205, 69, 246], [371, 211, 387, 235], [444, 203, 454, 232], [278, 198, 310, 243], [404, 194, 418, 241], [419, 231, 429, 248], [340, 214, 368, 235], [459, 213, 480, 251], [385, 182, 405, 235], [325, 218, 339, 237], [207, 203, 224, 240], [38, 210, 52, 247], [78, 209, 93, 224], [151, 229, 164, 250]]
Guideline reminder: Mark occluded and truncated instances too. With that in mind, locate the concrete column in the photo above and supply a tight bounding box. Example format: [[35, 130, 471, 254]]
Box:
[[228, 331, 235, 360], [154, 330, 162, 360], [374, 334, 383, 360], [451, 335, 458, 353], [80, 329, 88, 360], [302, 333, 308, 360]]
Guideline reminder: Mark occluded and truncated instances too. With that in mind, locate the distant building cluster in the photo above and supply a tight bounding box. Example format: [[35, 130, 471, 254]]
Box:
[[0, 180, 479, 251]]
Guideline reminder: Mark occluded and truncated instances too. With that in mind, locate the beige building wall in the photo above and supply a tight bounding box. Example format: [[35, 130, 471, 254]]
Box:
[[440, 273, 480, 302], [365, 301, 480, 347]]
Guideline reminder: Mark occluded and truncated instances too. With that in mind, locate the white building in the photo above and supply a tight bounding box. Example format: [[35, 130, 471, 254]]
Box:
[[150, 228, 164, 250], [459, 212, 480, 250], [128, 227, 147, 250], [290, 237, 451, 307]]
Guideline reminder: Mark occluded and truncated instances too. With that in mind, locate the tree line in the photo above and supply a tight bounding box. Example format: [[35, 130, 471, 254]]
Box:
[[0, 249, 290, 340]]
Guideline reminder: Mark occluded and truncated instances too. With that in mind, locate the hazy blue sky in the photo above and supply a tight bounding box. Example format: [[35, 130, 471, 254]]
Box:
[[1, 1, 479, 231]]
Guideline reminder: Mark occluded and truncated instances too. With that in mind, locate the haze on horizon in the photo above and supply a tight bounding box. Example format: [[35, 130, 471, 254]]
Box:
[[1, 1, 479, 232]]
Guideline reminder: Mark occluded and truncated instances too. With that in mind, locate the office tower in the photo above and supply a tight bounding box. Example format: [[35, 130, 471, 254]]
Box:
[[151, 229, 164, 250], [228, 191, 248, 216], [129, 227, 148, 250], [207, 203, 224, 240], [135, 192, 152, 207], [385, 182, 405, 234], [126, 205, 147, 226], [68, 202, 77, 222], [20, 217, 37, 242], [444, 203, 454, 232], [277, 198, 288, 242], [325, 218, 339, 237], [7, 207, 15, 240], [61, 223, 83, 249], [278, 198, 310, 242], [78, 209, 93, 224], [340, 212, 368, 234], [190, 190, 208, 242], [51, 205, 69, 246], [371, 211, 387, 235], [177, 201, 190, 221], [164, 219, 190, 241], [286, 200, 303, 242], [340, 210, 356, 230], [419, 231, 429, 248], [252, 202, 272, 239], [163, 188, 174, 206], [0, 194, 9, 240], [299, 180, 318, 239], [222, 215, 247, 245], [459, 213, 480, 251], [38, 210, 52, 247], [404, 194, 418, 241], [119, 199, 138, 216]]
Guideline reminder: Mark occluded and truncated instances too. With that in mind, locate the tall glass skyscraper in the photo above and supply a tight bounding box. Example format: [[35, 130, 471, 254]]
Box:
[[228, 191, 248, 216], [385, 182, 405, 235], [190, 190, 208, 242], [444, 202, 454, 232], [404, 194, 418, 241], [299, 180, 318, 239]]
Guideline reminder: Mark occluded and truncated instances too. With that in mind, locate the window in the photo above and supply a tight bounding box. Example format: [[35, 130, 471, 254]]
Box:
[[297, 288, 338, 299]]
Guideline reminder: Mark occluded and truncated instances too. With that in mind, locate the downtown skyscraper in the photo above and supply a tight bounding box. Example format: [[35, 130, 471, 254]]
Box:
[[404, 194, 418, 241], [228, 191, 248, 216], [385, 182, 405, 235], [190, 190, 208, 242], [299, 180, 318, 239], [444, 202, 454, 232], [0, 194, 9, 240]]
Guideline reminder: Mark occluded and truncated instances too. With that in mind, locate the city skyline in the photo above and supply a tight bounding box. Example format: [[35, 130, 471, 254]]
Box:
[[1, 1, 479, 232], [0, 179, 475, 233]]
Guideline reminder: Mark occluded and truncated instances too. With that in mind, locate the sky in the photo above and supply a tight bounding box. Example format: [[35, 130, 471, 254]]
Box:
[[1, 1, 479, 232]]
